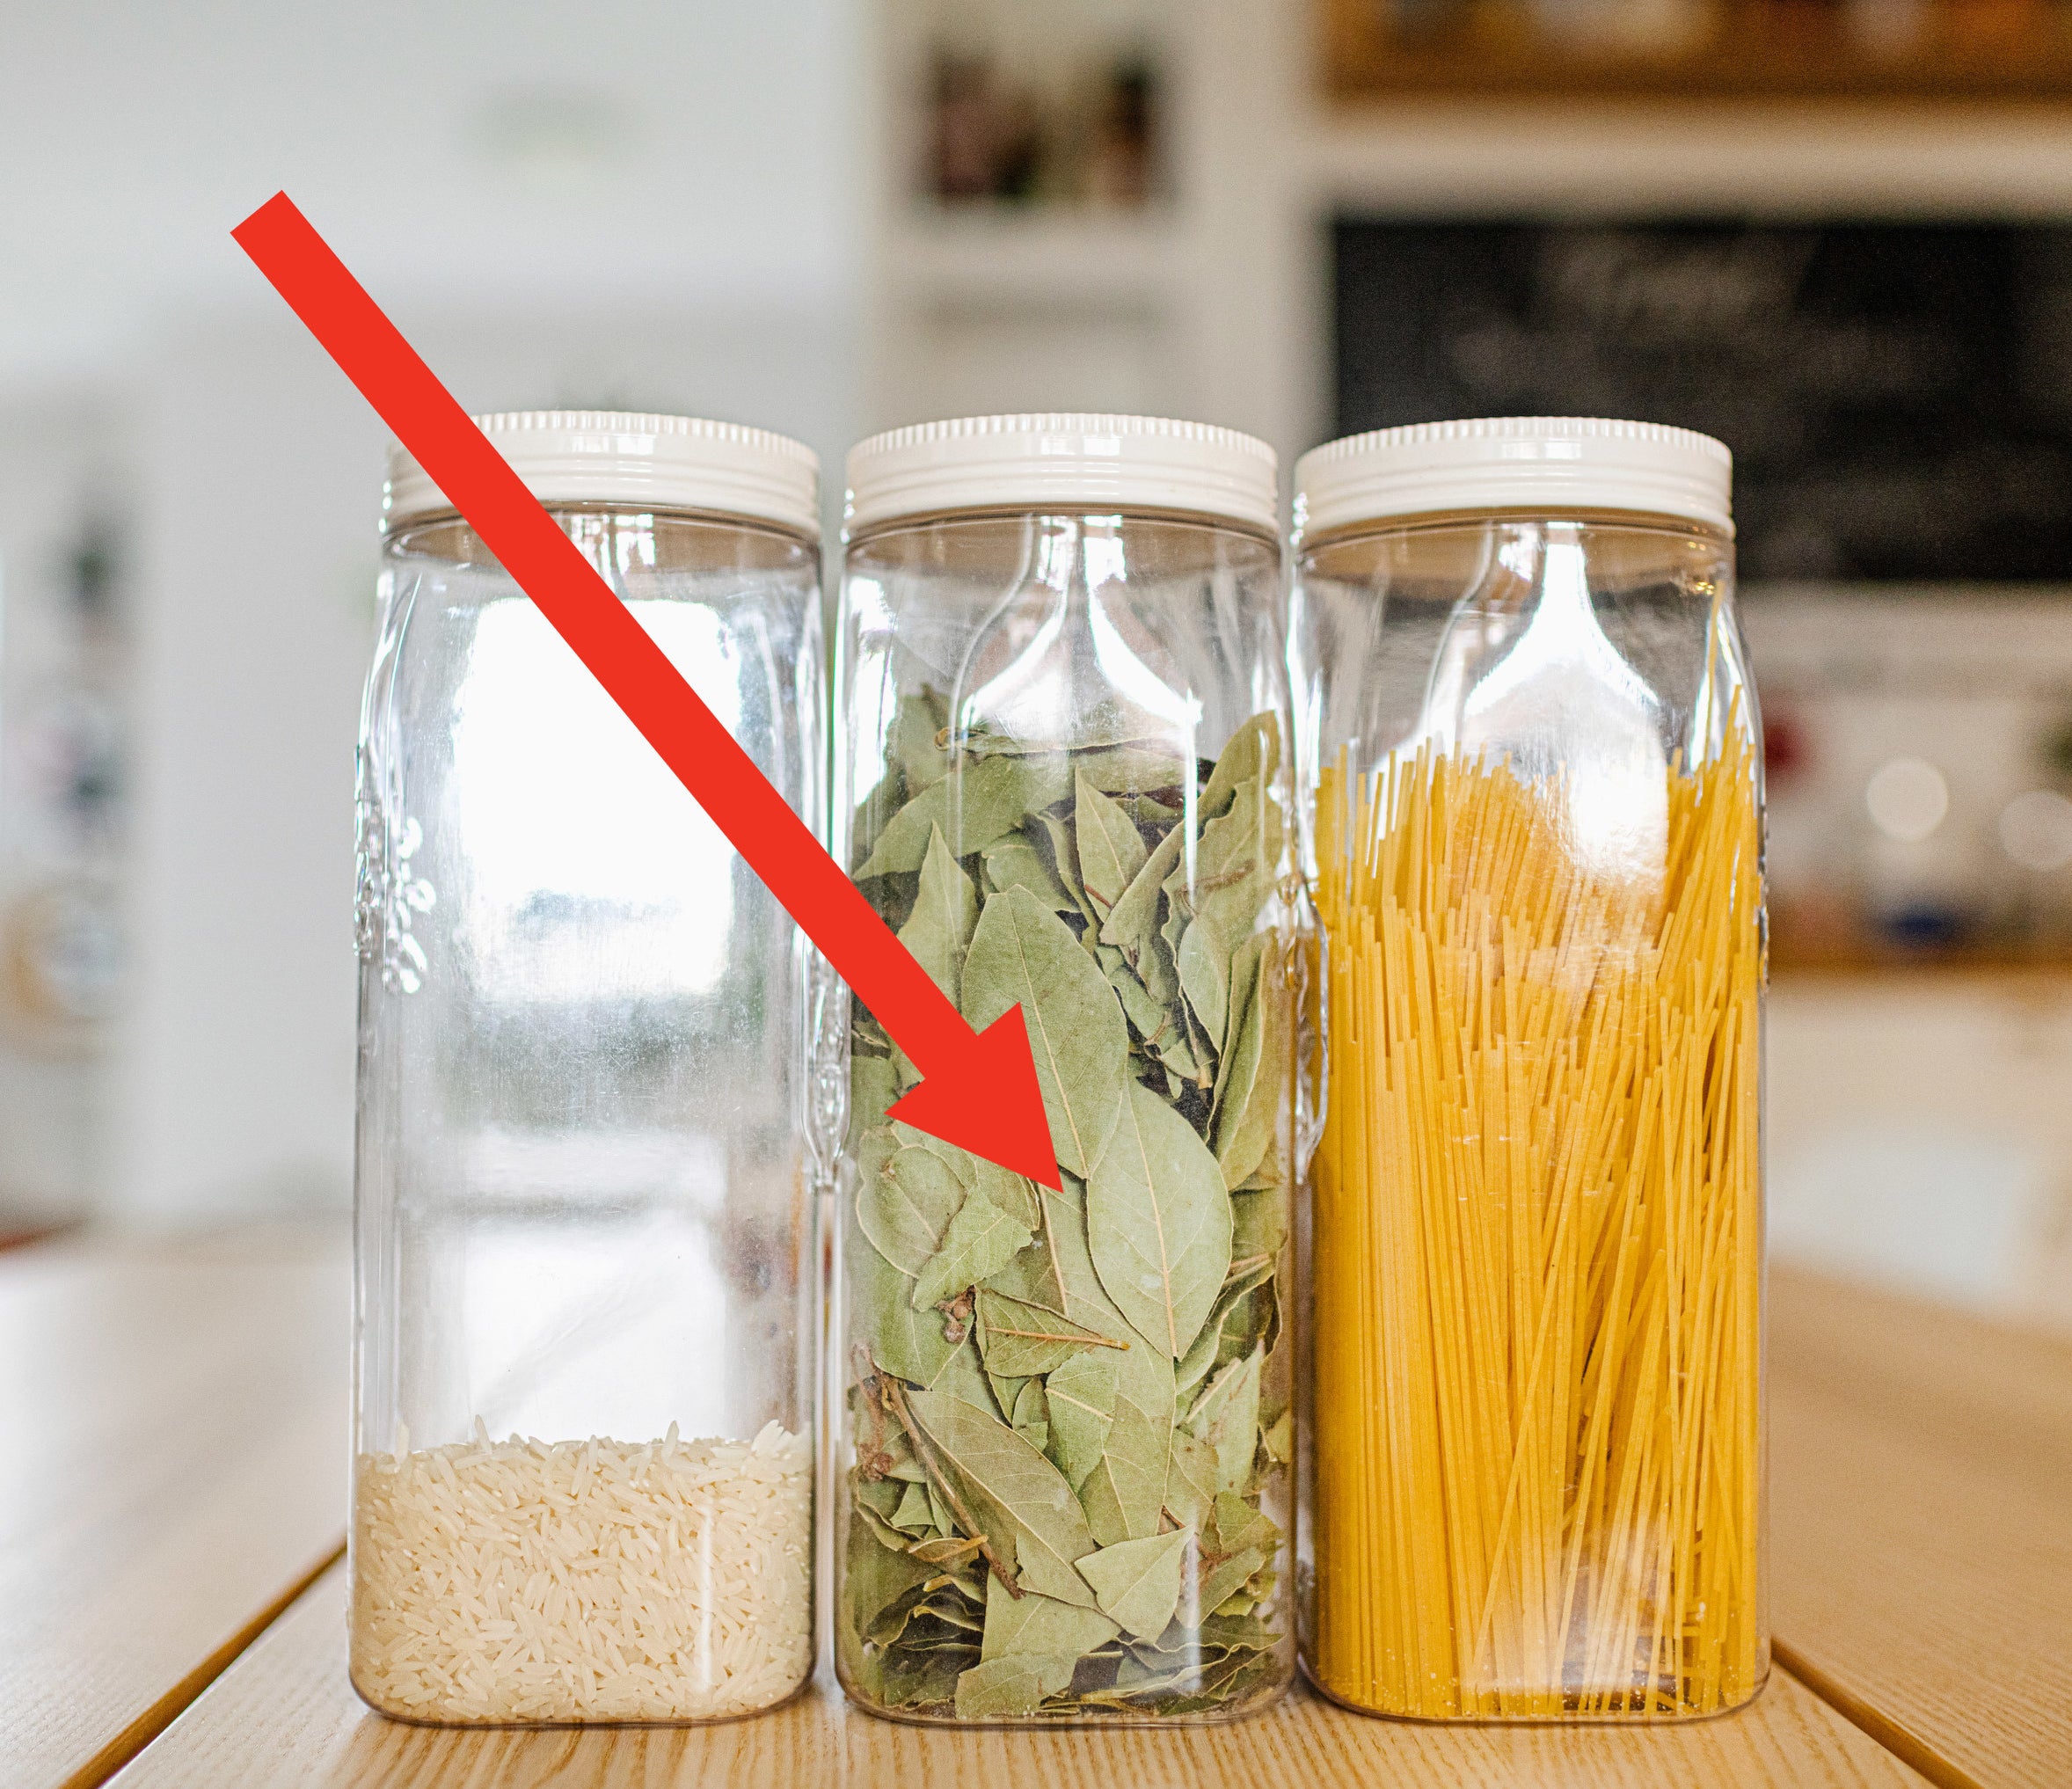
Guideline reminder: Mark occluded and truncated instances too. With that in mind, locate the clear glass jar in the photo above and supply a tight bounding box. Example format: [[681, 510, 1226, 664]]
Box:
[[1288, 418, 1766, 1720], [828, 415, 1302, 1724], [351, 413, 822, 1725]]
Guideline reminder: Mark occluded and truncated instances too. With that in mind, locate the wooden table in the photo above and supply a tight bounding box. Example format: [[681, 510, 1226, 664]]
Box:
[[5, 1237, 2067, 1789]]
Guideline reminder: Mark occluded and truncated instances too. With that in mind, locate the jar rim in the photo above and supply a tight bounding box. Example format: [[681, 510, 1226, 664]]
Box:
[[844, 413, 1280, 538]]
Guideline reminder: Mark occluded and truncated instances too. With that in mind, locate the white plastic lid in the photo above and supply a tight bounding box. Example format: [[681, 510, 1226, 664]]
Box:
[[844, 413, 1280, 537], [1294, 416, 1733, 538], [383, 410, 820, 537]]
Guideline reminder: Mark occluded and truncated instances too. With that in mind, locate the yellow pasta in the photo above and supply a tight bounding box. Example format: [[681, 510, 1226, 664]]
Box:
[[1310, 727, 1762, 1719]]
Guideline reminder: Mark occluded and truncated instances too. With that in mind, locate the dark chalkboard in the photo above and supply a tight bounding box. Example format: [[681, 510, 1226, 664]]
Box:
[[1333, 219, 2072, 582]]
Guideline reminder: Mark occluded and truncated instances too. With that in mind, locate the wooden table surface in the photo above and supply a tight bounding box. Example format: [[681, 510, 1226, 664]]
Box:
[[6, 1234, 2067, 1789], [0, 1225, 347, 1789]]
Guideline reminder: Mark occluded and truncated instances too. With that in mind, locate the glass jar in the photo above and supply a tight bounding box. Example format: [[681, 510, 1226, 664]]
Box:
[[828, 415, 1302, 1724], [351, 412, 822, 1725], [1288, 418, 1766, 1720]]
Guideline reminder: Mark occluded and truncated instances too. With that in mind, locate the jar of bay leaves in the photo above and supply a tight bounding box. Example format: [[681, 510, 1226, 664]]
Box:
[[1289, 418, 1766, 1721], [827, 415, 1302, 1724], [354, 413, 821, 1724]]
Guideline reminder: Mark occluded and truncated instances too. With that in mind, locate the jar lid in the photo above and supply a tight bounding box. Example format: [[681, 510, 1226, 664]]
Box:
[[844, 413, 1280, 537], [383, 410, 821, 537], [1294, 416, 1733, 538]]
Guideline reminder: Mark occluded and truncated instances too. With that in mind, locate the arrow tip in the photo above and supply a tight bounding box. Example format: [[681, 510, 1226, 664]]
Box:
[[887, 1005, 1062, 1190]]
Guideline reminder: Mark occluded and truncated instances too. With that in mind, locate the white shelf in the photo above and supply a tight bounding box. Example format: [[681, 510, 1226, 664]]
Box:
[[880, 206, 1189, 302]]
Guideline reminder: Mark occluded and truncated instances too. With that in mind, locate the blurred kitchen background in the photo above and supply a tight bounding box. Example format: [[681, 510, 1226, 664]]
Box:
[[4, 0, 2072, 1329]]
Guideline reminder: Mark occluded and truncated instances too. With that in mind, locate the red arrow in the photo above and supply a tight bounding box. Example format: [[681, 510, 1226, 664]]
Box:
[[231, 192, 1060, 1190]]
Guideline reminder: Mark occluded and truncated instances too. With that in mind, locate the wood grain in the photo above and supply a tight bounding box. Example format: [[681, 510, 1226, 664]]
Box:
[[1318, 0, 2072, 104], [1769, 1268, 2072, 1789], [111, 1562, 1926, 1789], [0, 1225, 349, 1789]]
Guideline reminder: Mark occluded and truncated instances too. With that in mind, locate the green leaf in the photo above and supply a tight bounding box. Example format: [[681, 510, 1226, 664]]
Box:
[[1187, 1348, 1262, 1493], [1010, 1376, 1051, 1453], [1087, 1082, 1234, 1358], [1032, 809, 1095, 924], [1075, 743, 1192, 795], [1163, 1428, 1219, 1531], [962, 887, 1127, 1178], [982, 832, 1077, 914], [1098, 824, 1185, 995], [977, 1289, 1125, 1377], [857, 753, 1073, 879], [985, 1230, 1067, 1317], [893, 1479, 936, 1534], [1040, 1182, 1177, 1542], [1176, 919, 1230, 1052], [851, 1225, 958, 1387], [894, 688, 952, 799], [897, 824, 979, 1005], [1212, 933, 1284, 1190], [1190, 778, 1283, 947], [1198, 1544, 1270, 1620], [953, 1654, 1076, 1720], [902, 1387, 1101, 1609], [850, 1055, 898, 1151], [1231, 1184, 1288, 1267], [1042, 1347, 1118, 1491], [859, 1145, 965, 1276], [1075, 770, 1149, 918], [912, 1188, 1034, 1312], [1199, 713, 1280, 822], [1078, 1527, 1193, 1641], [1176, 1255, 1275, 1400], [1076, 1345, 1174, 1548], [981, 1570, 1120, 1661], [1209, 1492, 1280, 1558]]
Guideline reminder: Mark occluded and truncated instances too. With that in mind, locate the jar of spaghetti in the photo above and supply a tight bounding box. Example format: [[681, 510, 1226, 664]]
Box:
[[829, 415, 1302, 1724], [353, 413, 821, 1724], [1288, 418, 1765, 1721]]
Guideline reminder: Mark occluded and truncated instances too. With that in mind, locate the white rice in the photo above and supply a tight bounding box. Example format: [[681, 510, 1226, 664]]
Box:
[[351, 1420, 812, 1723]]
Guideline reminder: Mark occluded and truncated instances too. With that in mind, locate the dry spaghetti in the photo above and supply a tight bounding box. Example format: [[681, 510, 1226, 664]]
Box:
[[1310, 729, 1762, 1719]]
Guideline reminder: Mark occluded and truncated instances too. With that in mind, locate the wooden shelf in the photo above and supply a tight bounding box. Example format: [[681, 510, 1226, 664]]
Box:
[[1323, 0, 2072, 104]]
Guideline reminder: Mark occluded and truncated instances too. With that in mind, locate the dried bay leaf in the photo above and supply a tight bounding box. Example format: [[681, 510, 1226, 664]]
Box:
[[1074, 770, 1149, 917], [1076, 1345, 1174, 1548], [913, 1187, 1034, 1312], [977, 1288, 1125, 1377], [1010, 1376, 1051, 1454], [1098, 824, 1185, 988], [1042, 1348, 1118, 1491], [1176, 919, 1230, 1051], [1087, 1082, 1233, 1358], [1187, 1349, 1263, 1493], [1078, 1526, 1193, 1641], [859, 1145, 965, 1276], [953, 1654, 1076, 1720], [1075, 743, 1191, 795], [850, 1055, 898, 1151], [903, 1386, 1101, 1609], [1199, 712, 1280, 822], [1190, 778, 1282, 947], [1176, 1254, 1275, 1399], [1031, 809, 1095, 924], [962, 887, 1127, 1178], [857, 753, 1072, 879], [982, 832, 1077, 914], [1212, 933, 1286, 1191], [981, 1571, 1120, 1661], [897, 823, 978, 1005], [894, 688, 952, 797], [1163, 1428, 1219, 1531], [852, 1225, 959, 1387]]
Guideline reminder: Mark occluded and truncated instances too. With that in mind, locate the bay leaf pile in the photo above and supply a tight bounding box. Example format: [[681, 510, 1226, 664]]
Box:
[[839, 699, 1294, 1721]]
